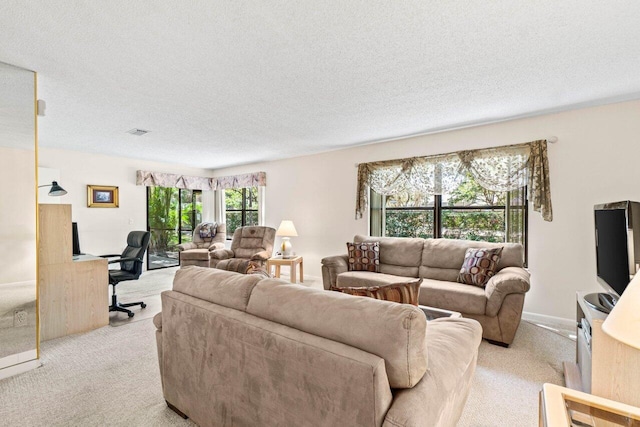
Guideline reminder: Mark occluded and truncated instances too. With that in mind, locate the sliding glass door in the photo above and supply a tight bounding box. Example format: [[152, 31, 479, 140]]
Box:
[[147, 187, 202, 270]]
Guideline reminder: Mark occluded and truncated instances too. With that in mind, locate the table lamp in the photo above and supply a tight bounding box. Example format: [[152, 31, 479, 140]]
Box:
[[276, 220, 298, 259], [602, 273, 640, 349]]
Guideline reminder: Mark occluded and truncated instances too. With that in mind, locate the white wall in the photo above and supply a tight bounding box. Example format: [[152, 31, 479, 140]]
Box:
[[38, 148, 213, 257], [214, 99, 640, 321], [0, 147, 36, 284]]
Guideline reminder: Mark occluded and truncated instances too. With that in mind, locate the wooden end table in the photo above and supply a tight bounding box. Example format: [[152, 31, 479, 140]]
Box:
[[266, 256, 304, 284]]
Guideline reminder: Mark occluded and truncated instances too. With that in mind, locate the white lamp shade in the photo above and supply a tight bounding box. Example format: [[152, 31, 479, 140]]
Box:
[[276, 220, 298, 237], [602, 273, 640, 350]]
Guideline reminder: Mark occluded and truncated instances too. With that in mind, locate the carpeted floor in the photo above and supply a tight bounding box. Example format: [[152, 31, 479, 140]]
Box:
[[0, 268, 573, 426]]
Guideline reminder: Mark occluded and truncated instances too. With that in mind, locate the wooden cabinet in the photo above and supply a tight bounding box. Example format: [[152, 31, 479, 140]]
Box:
[[566, 291, 640, 407], [38, 204, 108, 341]]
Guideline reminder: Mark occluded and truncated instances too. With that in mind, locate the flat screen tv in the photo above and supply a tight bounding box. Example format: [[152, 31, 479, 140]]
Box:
[[72, 222, 82, 256], [589, 201, 640, 313]]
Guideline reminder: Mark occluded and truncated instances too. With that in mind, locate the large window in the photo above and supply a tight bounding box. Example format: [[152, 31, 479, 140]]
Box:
[[225, 187, 258, 239], [147, 187, 202, 269], [371, 173, 527, 262]]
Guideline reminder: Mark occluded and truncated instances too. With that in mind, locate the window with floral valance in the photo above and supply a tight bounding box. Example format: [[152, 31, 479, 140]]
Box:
[[356, 139, 552, 222]]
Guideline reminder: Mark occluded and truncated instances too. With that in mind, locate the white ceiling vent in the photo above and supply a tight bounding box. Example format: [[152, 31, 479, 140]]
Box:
[[127, 128, 150, 136]]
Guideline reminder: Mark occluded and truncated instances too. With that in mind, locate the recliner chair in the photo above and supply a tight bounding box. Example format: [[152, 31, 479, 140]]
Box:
[[209, 226, 276, 273], [177, 223, 226, 267], [101, 230, 151, 318]]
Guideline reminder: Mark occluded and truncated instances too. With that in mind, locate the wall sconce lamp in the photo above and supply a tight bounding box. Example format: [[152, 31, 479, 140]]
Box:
[[38, 181, 67, 196], [276, 220, 298, 259]]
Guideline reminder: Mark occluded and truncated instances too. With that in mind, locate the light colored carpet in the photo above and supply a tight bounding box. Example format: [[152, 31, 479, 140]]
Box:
[[0, 268, 573, 426]]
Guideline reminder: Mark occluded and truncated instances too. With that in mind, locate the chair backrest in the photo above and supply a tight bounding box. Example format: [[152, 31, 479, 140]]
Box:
[[230, 226, 276, 259], [121, 231, 151, 275], [192, 222, 227, 247]]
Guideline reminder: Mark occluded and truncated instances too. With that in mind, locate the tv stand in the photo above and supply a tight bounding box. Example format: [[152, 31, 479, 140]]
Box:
[[563, 291, 640, 408], [583, 292, 617, 314]]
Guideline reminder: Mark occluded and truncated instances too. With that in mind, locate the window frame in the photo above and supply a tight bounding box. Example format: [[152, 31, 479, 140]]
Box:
[[372, 187, 528, 265], [225, 187, 259, 240]]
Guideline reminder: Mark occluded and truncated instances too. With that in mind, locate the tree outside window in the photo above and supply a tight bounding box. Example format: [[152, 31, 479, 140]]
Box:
[[225, 187, 258, 239]]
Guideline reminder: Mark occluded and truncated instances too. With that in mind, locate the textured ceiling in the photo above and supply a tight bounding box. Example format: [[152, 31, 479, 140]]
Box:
[[1, 1, 640, 169]]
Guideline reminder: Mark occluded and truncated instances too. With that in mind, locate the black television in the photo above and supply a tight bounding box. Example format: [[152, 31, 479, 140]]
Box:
[[588, 201, 640, 313], [72, 222, 82, 256]]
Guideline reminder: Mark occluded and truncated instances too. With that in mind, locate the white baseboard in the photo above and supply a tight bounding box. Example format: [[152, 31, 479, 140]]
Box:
[[522, 311, 576, 330], [0, 350, 40, 380]]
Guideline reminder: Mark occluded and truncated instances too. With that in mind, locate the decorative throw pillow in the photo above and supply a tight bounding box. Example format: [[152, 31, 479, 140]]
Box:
[[457, 247, 503, 287], [346, 241, 380, 272], [198, 222, 217, 239], [333, 279, 422, 306]]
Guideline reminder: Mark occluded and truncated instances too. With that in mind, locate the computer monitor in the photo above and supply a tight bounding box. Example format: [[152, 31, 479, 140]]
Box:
[[72, 222, 82, 255]]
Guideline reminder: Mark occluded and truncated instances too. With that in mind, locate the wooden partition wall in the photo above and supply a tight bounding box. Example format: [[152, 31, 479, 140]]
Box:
[[38, 204, 108, 341]]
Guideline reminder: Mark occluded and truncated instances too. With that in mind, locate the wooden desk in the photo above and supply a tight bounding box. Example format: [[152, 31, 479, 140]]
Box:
[[267, 256, 303, 283], [39, 204, 108, 341]]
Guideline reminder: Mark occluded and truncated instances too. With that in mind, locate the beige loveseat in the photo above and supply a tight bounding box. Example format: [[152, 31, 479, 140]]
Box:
[[154, 267, 482, 427], [322, 236, 530, 346]]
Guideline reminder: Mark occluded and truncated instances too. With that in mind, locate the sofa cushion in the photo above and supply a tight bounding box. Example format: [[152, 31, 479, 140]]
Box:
[[420, 239, 523, 281], [347, 241, 380, 272], [419, 278, 487, 315], [333, 278, 422, 306], [173, 266, 261, 311], [247, 280, 428, 389], [457, 247, 503, 287], [354, 235, 424, 269]]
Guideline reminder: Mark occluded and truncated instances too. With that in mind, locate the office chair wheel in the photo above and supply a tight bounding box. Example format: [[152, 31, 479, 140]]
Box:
[[128, 312, 135, 318], [141, 303, 147, 309]]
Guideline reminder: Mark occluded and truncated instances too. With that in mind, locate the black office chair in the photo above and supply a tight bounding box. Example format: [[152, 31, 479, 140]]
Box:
[[101, 231, 151, 318]]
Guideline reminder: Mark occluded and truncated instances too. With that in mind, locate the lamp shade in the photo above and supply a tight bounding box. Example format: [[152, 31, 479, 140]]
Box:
[[38, 181, 67, 196], [602, 273, 640, 349], [276, 220, 298, 237]]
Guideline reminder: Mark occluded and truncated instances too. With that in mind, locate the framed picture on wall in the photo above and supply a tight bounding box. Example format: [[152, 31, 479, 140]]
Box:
[[87, 185, 119, 208]]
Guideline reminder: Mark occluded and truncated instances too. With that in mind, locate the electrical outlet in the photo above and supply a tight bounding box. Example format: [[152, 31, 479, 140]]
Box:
[[14, 310, 27, 327], [129, 218, 134, 225]]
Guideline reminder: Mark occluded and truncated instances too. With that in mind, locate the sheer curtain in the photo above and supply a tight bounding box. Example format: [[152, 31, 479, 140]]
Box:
[[356, 140, 553, 221]]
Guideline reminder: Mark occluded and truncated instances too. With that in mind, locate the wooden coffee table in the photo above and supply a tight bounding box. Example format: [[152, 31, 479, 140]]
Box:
[[419, 305, 461, 321], [266, 256, 303, 284]]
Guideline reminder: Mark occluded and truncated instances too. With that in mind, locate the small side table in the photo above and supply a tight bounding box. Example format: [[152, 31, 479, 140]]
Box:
[[539, 383, 640, 427], [267, 256, 303, 284]]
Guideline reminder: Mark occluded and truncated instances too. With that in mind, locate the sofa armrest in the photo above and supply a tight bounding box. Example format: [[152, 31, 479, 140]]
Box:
[[251, 251, 270, 261], [484, 267, 531, 317], [321, 255, 349, 290], [210, 248, 234, 260], [153, 312, 162, 331], [383, 318, 482, 427], [177, 242, 197, 252], [208, 242, 226, 251]]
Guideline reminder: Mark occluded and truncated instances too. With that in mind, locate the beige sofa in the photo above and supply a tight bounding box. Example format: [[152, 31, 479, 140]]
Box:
[[154, 267, 482, 427], [322, 236, 530, 346]]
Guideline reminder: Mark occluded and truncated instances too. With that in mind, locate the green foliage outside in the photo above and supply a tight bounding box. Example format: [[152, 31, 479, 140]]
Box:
[[384, 174, 506, 242], [225, 187, 258, 237], [148, 187, 202, 257]]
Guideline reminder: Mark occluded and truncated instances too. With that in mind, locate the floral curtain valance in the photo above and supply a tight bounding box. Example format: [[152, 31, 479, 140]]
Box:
[[356, 140, 553, 221], [136, 170, 267, 191]]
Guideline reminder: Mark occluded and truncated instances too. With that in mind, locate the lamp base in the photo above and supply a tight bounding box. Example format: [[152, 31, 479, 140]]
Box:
[[281, 237, 292, 259]]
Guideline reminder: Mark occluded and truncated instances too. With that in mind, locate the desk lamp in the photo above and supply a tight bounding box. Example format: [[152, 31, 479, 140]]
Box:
[[38, 181, 67, 196], [276, 220, 298, 259]]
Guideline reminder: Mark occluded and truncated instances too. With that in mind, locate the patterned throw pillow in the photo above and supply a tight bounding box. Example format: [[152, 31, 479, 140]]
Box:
[[347, 242, 380, 272], [333, 278, 422, 306], [457, 247, 503, 287], [198, 222, 217, 239]]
